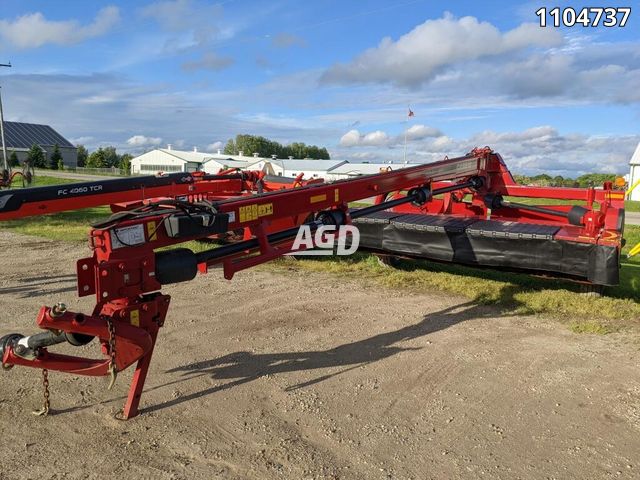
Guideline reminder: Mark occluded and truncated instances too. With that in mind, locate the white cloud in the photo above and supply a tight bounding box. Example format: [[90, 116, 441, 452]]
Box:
[[411, 127, 639, 177], [362, 130, 389, 146], [322, 13, 562, 87], [432, 135, 453, 149], [0, 6, 120, 49], [340, 125, 441, 148], [126, 135, 163, 147], [339, 129, 389, 147], [208, 141, 224, 151], [339, 130, 361, 147], [182, 52, 234, 71], [335, 124, 637, 177], [405, 124, 442, 140]]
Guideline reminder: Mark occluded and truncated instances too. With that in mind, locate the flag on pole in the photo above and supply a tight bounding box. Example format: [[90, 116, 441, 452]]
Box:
[[408, 108, 414, 117]]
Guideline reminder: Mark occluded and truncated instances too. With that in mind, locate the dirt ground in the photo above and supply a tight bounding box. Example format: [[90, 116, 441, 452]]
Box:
[[0, 230, 639, 480]]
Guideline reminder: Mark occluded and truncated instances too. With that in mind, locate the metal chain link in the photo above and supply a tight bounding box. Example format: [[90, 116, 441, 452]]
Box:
[[32, 368, 50, 416], [106, 317, 118, 390]]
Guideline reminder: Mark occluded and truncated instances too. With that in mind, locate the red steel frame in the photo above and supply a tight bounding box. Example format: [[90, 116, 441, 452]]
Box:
[[0, 170, 324, 221], [0, 148, 626, 418], [376, 148, 625, 247]]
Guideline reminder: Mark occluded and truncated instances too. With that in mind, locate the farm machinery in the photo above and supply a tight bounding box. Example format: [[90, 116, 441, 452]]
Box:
[[0, 147, 626, 418], [0, 160, 34, 189]]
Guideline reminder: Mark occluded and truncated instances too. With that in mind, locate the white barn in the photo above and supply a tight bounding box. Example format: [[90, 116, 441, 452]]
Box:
[[254, 159, 347, 179], [201, 157, 252, 173], [131, 148, 211, 174], [629, 142, 640, 201], [131, 148, 267, 175]]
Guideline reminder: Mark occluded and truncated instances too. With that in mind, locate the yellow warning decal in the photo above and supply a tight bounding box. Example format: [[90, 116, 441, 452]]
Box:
[[239, 203, 273, 222], [310, 194, 327, 204], [334, 189, 339, 202], [130, 309, 140, 327], [146, 221, 157, 241], [257, 203, 273, 217], [609, 193, 625, 199]]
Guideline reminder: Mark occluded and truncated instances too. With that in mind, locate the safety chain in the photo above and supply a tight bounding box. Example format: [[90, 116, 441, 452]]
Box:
[[106, 317, 118, 390], [32, 368, 50, 416]]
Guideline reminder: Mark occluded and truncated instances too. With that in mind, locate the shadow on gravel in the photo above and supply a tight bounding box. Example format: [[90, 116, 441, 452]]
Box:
[[145, 298, 510, 414], [0, 274, 77, 298]]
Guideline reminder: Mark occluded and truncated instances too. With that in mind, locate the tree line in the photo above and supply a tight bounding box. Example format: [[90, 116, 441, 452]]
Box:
[[513, 173, 621, 188], [223, 134, 330, 159], [11, 144, 133, 171]]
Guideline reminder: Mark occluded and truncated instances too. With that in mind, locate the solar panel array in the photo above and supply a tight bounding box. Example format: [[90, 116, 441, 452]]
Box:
[[2, 121, 74, 149]]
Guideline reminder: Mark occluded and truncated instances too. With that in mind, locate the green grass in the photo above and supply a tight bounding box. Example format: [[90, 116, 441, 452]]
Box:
[[3, 174, 79, 188], [625, 200, 640, 212], [1, 207, 112, 241], [569, 320, 613, 335], [30, 175, 79, 187]]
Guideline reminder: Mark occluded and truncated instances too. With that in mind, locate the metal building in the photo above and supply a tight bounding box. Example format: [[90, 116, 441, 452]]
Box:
[[3, 121, 78, 167]]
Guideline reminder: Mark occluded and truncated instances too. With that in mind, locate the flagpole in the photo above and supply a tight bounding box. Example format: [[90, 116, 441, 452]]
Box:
[[403, 106, 412, 163], [403, 116, 408, 163]]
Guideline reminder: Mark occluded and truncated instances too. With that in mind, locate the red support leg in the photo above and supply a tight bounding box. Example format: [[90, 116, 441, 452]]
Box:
[[121, 329, 158, 419]]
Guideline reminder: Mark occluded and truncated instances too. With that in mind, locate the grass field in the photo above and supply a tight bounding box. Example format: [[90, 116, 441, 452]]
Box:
[[1, 176, 638, 330], [625, 200, 640, 212], [5, 174, 79, 188]]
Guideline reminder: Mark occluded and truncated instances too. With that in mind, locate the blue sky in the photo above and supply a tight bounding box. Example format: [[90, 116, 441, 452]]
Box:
[[0, 0, 639, 176]]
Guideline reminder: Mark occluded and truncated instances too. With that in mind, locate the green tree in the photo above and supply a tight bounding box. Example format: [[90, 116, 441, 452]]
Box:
[[119, 153, 133, 173], [226, 134, 330, 159], [49, 144, 62, 170], [76, 145, 88, 167], [223, 139, 236, 155], [86, 148, 107, 168], [575, 173, 617, 188], [102, 146, 119, 167], [27, 144, 46, 169], [86, 146, 120, 168], [9, 151, 19, 167]]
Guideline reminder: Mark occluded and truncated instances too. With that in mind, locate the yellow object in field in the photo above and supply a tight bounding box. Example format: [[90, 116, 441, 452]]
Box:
[[629, 242, 640, 258]]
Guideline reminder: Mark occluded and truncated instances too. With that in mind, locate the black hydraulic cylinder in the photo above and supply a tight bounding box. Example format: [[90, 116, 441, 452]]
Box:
[[486, 193, 587, 226], [156, 248, 199, 284], [504, 200, 570, 218]]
